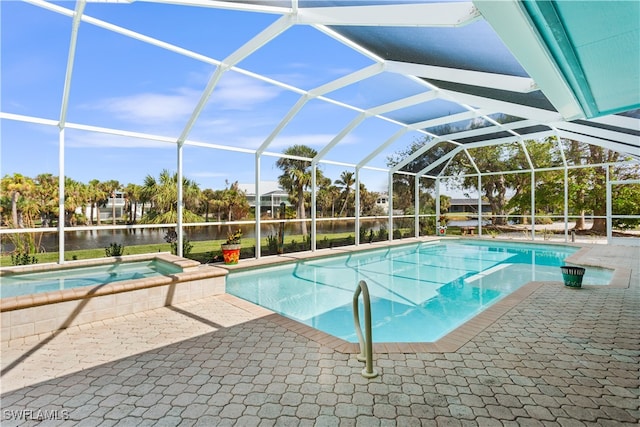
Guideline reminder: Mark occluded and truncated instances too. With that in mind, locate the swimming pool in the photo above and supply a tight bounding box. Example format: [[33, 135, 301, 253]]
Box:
[[1, 259, 182, 298], [226, 241, 613, 343]]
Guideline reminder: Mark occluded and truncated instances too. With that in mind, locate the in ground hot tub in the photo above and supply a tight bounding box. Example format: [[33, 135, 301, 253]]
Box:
[[0, 253, 228, 342]]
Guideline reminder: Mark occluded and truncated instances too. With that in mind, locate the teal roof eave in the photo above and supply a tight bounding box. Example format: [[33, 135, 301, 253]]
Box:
[[597, 103, 640, 119], [520, 0, 640, 120], [522, 0, 599, 118], [473, 0, 585, 120]]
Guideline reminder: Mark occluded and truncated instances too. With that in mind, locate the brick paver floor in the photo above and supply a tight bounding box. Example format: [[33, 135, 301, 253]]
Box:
[[1, 243, 638, 426]]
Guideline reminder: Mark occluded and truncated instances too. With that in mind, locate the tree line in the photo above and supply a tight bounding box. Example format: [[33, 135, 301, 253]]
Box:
[[388, 136, 640, 232], [2, 139, 638, 235], [0, 149, 386, 230]]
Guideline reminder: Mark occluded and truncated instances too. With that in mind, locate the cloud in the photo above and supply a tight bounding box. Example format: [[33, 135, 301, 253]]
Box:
[[65, 131, 174, 149], [62, 126, 357, 153], [209, 72, 282, 111], [86, 71, 282, 127], [270, 65, 363, 90], [90, 87, 199, 124], [189, 116, 248, 138]]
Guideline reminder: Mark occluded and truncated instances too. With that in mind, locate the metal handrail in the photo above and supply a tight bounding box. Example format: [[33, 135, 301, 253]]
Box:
[[353, 280, 378, 378]]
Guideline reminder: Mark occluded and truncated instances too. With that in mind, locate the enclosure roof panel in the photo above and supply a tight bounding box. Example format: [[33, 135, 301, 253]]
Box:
[[3, 0, 639, 168]]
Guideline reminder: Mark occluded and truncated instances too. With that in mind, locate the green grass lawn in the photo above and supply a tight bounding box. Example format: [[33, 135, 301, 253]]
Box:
[[1, 232, 367, 267], [1, 225, 457, 267]]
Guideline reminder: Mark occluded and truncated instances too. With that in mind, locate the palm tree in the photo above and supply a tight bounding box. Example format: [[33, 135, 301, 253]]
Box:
[[335, 170, 355, 217], [141, 170, 203, 224], [34, 173, 59, 227], [200, 189, 216, 222], [132, 184, 143, 224], [86, 179, 107, 225], [359, 184, 385, 216], [208, 189, 226, 221], [139, 176, 156, 218], [223, 181, 250, 221], [123, 183, 142, 224], [64, 177, 86, 226], [19, 191, 40, 228], [276, 145, 324, 236], [316, 177, 339, 218], [1, 173, 33, 227], [0, 173, 44, 254]]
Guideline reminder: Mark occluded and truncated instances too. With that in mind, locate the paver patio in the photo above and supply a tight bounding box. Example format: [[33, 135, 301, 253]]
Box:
[[1, 243, 638, 426]]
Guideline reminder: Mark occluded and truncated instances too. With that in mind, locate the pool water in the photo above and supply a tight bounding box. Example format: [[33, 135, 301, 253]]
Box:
[[226, 241, 613, 343], [1, 260, 182, 298]]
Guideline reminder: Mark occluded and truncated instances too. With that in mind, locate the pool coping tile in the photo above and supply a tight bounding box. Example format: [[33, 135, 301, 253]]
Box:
[[220, 280, 546, 355], [219, 239, 633, 355]]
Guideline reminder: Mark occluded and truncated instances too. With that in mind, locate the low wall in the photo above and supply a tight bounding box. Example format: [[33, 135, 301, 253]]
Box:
[[0, 254, 228, 342]]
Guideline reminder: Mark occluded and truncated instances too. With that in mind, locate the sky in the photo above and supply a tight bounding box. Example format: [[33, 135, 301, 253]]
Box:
[[0, 0, 442, 195]]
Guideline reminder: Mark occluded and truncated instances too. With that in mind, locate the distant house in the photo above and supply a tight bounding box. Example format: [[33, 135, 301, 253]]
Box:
[[448, 198, 491, 215], [376, 192, 389, 214], [80, 191, 142, 222], [238, 182, 290, 218], [374, 193, 404, 215]]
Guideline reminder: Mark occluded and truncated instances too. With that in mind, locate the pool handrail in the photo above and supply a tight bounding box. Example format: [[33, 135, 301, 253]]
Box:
[[352, 279, 378, 379]]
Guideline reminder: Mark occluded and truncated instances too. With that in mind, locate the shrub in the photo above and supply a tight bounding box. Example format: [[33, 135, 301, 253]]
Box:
[[164, 229, 192, 256], [359, 226, 367, 243], [105, 242, 125, 257], [266, 234, 279, 255], [302, 235, 312, 251], [535, 216, 553, 225], [224, 229, 242, 245], [317, 236, 331, 249], [377, 226, 388, 241], [179, 239, 193, 256], [11, 252, 38, 265]]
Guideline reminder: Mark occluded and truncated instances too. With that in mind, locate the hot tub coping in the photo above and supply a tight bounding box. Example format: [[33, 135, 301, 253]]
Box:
[[0, 252, 201, 275], [0, 254, 228, 312]]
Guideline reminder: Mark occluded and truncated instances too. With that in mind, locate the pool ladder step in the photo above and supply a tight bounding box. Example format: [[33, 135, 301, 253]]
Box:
[[353, 280, 378, 378]]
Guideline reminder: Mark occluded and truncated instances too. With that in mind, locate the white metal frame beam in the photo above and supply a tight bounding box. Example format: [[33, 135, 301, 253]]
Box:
[[367, 91, 439, 117], [357, 128, 410, 170], [256, 63, 385, 156], [439, 88, 563, 123], [438, 119, 539, 143], [175, 14, 293, 255], [57, 0, 86, 264], [556, 131, 640, 157], [552, 122, 640, 148], [408, 109, 492, 131], [296, 2, 481, 27], [385, 61, 538, 93], [388, 117, 537, 175], [588, 115, 639, 131], [134, 0, 291, 15]]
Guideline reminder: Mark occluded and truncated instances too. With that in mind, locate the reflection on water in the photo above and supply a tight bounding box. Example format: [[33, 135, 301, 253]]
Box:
[[2, 220, 388, 252]]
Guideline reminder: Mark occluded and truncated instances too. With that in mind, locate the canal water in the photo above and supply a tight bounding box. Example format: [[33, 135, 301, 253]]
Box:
[[2, 220, 390, 252]]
